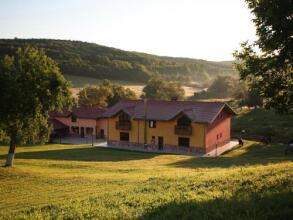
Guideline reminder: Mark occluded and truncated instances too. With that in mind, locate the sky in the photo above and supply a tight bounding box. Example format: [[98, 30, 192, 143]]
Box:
[[0, 0, 256, 61]]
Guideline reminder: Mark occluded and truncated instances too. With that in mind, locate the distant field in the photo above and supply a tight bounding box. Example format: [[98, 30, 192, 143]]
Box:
[[0, 141, 292, 219], [64, 74, 198, 97]]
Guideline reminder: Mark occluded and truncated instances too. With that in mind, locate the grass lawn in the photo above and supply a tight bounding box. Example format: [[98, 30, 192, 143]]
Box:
[[232, 108, 293, 143], [0, 141, 292, 219]]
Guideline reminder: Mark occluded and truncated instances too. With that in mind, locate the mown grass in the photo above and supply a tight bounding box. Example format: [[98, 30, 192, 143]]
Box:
[[0, 141, 292, 219], [232, 108, 293, 143]]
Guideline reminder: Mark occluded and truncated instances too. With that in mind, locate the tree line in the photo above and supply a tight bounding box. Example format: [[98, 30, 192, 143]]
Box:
[[0, 39, 235, 84]]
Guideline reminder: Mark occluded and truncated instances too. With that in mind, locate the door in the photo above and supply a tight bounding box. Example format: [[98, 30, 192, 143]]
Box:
[[100, 129, 105, 139], [80, 127, 85, 138], [158, 136, 164, 150]]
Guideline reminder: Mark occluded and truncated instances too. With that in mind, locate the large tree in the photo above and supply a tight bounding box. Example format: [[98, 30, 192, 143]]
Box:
[[107, 84, 137, 107], [192, 75, 238, 100], [234, 0, 293, 114], [0, 47, 72, 167], [206, 76, 237, 99], [78, 80, 137, 108], [141, 76, 185, 100], [78, 84, 112, 108]]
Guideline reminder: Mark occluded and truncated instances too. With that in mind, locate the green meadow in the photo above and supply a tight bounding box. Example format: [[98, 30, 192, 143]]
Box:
[[0, 141, 292, 219], [232, 108, 293, 142]]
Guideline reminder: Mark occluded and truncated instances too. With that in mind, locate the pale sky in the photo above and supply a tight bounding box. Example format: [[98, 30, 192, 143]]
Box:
[[0, 0, 256, 61]]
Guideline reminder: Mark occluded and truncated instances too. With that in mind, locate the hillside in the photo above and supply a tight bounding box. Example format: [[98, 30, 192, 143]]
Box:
[[0, 38, 236, 83], [0, 141, 292, 219]]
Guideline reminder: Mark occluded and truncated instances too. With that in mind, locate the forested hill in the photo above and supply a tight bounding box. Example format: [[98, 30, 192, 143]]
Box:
[[0, 38, 236, 83]]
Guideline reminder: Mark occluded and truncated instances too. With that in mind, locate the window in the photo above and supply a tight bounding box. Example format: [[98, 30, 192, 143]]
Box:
[[120, 132, 129, 141], [86, 127, 94, 135], [220, 133, 222, 138], [119, 112, 130, 122], [71, 115, 77, 122], [178, 137, 190, 147], [177, 115, 191, 127], [217, 134, 219, 140], [149, 120, 156, 128]]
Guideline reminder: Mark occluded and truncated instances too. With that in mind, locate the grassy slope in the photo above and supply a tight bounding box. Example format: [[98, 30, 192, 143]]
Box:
[[232, 108, 293, 143], [0, 142, 292, 219]]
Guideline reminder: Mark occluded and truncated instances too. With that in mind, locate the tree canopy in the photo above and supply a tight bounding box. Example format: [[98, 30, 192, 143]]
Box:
[[0, 39, 235, 84], [192, 76, 238, 100], [0, 47, 72, 166], [141, 77, 185, 100], [233, 81, 263, 108], [234, 0, 293, 114], [78, 80, 137, 108]]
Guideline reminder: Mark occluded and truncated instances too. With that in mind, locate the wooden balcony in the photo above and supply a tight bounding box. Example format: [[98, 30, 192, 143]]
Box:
[[116, 121, 131, 130], [175, 125, 192, 135]]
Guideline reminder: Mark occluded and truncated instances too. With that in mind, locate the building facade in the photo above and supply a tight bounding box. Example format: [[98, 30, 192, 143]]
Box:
[[50, 107, 107, 138], [103, 100, 235, 155]]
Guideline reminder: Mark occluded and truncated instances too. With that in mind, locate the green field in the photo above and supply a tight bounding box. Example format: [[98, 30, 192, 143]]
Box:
[[0, 142, 292, 219], [232, 108, 293, 143]]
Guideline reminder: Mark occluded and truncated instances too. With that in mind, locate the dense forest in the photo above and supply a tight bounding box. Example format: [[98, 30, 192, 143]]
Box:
[[0, 38, 236, 83]]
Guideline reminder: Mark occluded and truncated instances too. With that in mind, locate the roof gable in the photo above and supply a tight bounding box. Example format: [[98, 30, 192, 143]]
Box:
[[103, 100, 236, 124], [50, 106, 106, 119]]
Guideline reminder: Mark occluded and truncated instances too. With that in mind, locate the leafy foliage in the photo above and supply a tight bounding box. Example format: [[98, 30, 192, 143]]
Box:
[[0, 47, 72, 165], [233, 81, 263, 108], [0, 39, 236, 83], [233, 0, 293, 114], [141, 77, 185, 100], [107, 82, 138, 107], [78, 80, 137, 108], [78, 84, 112, 108], [192, 76, 238, 99]]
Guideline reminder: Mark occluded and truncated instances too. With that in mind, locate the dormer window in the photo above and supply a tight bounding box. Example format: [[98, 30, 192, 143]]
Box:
[[119, 112, 130, 122], [116, 111, 131, 130], [177, 115, 191, 127]]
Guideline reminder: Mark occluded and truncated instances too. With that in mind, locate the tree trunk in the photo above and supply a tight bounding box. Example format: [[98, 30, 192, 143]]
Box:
[[5, 139, 16, 167]]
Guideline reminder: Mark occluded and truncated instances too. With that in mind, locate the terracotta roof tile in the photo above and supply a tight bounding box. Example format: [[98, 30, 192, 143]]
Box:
[[72, 107, 106, 119], [50, 106, 106, 119], [103, 100, 236, 124]]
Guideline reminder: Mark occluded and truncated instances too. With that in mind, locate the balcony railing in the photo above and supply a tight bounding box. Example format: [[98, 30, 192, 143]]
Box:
[[175, 125, 192, 135], [116, 121, 131, 130]]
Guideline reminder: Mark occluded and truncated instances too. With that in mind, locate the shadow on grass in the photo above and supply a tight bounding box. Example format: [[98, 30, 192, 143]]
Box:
[[170, 143, 293, 168], [139, 191, 293, 220], [0, 147, 157, 162]]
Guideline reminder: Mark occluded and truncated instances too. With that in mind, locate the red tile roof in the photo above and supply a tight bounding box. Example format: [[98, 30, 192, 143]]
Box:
[[102, 100, 236, 124], [50, 106, 106, 119]]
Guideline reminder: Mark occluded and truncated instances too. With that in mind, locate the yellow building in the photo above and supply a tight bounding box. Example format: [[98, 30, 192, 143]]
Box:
[[103, 100, 235, 155]]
